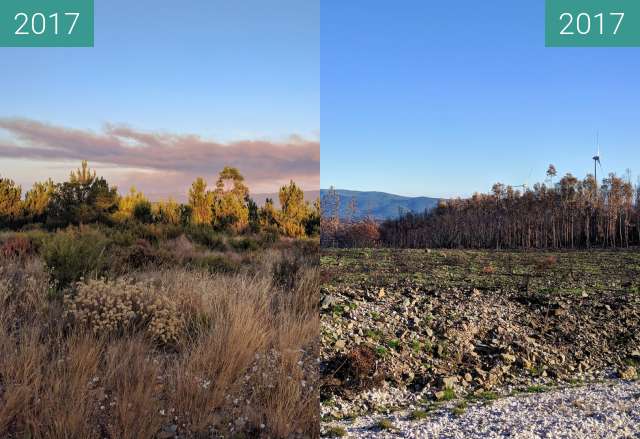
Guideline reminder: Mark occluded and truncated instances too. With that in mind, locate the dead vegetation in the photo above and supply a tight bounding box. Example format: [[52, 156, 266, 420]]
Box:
[[321, 248, 640, 409]]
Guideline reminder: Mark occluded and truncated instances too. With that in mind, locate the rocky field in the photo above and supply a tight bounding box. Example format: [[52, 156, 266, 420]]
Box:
[[320, 249, 640, 437]]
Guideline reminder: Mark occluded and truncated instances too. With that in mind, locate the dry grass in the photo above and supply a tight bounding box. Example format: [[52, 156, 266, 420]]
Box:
[[104, 337, 163, 439], [0, 238, 318, 438]]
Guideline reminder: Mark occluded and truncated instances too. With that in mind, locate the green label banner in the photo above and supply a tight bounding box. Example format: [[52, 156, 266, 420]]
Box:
[[546, 0, 640, 46], [0, 0, 93, 47]]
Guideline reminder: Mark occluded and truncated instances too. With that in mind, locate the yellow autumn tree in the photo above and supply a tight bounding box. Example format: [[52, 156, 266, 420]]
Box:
[[0, 177, 22, 225], [212, 167, 249, 232], [259, 198, 279, 232], [24, 179, 55, 219], [278, 180, 308, 237], [113, 186, 150, 222], [188, 177, 214, 225], [154, 198, 181, 225]]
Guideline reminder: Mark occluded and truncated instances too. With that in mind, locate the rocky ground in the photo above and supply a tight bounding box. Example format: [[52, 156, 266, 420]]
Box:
[[320, 249, 640, 436]]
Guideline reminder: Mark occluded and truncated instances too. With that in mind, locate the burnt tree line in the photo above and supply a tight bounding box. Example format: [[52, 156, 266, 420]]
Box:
[[380, 172, 640, 249]]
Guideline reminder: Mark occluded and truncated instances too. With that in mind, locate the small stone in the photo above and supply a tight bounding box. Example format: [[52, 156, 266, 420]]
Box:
[[378, 288, 385, 299], [334, 339, 346, 350], [463, 373, 473, 383], [501, 353, 516, 363], [434, 390, 446, 400], [321, 295, 338, 309], [442, 376, 458, 389], [619, 366, 637, 380]]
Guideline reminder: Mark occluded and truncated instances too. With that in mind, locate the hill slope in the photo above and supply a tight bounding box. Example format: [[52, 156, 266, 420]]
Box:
[[320, 189, 438, 220]]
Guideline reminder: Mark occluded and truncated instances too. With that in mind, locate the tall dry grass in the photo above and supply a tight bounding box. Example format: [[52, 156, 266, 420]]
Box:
[[0, 242, 319, 439]]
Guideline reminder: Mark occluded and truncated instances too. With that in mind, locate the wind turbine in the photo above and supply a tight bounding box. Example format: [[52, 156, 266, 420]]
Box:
[[592, 134, 602, 182], [512, 168, 533, 192]]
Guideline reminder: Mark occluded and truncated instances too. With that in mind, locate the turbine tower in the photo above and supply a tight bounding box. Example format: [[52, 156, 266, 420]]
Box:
[[592, 134, 601, 182], [512, 168, 533, 192]]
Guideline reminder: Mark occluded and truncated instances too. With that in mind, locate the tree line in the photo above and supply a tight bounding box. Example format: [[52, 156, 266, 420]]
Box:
[[0, 161, 319, 237], [320, 186, 380, 247], [322, 166, 640, 249], [382, 166, 640, 249]]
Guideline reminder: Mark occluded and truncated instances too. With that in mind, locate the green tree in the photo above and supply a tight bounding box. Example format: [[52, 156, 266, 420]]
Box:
[[212, 167, 249, 232], [304, 197, 321, 236], [246, 196, 260, 233], [133, 199, 153, 223], [278, 180, 308, 237], [47, 162, 119, 227], [70, 160, 96, 185], [188, 177, 214, 225]]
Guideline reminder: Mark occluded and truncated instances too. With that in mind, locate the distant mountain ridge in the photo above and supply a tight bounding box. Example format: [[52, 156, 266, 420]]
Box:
[[320, 189, 439, 220]]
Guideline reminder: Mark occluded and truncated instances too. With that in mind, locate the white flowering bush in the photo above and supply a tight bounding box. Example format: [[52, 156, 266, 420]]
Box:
[[64, 278, 183, 345]]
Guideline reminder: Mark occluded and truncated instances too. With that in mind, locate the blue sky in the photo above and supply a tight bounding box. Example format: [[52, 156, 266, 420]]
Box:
[[0, 0, 319, 198], [321, 1, 640, 198]]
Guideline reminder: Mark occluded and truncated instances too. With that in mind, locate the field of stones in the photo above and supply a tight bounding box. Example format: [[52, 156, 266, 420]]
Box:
[[320, 248, 640, 437]]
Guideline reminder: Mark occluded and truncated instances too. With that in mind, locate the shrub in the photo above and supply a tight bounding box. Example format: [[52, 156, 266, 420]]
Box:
[[133, 200, 153, 223], [377, 419, 396, 430], [21, 228, 49, 251], [192, 254, 240, 274], [410, 409, 428, 420], [186, 225, 227, 251], [41, 228, 110, 288], [120, 239, 164, 269], [272, 251, 303, 290], [229, 236, 260, 252], [482, 265, 495, 274], [324, 426, 347, 437], [536, 255, 558, 270], [65, 278, 183, 345], [0, 257, 50, 316], [258, 229, 280, 246], [442, 253, 467, 266], [1, 235, 33, 259]]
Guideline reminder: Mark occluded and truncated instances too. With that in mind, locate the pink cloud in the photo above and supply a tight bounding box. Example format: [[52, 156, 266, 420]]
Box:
[[0, 118, 319, 201]]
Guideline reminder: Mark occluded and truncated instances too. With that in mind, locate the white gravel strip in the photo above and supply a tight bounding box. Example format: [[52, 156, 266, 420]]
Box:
[[325, 380, 640, 438]]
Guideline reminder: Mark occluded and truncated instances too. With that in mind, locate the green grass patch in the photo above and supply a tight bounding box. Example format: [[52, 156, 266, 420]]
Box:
[[410, 409, 429, 420], [478, 391, 498, 401], [323, 426, 347, 437], [387, 339, 400, 351], [524, 385, 547, 393], [375, 346, 388, 358], [376, 419, 396, 430], [452, 401, 467, 416], [441, 388, 456, 401]]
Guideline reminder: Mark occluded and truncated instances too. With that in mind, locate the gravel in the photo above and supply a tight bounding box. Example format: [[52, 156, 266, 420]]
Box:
[[323, 380, 640, 438]]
